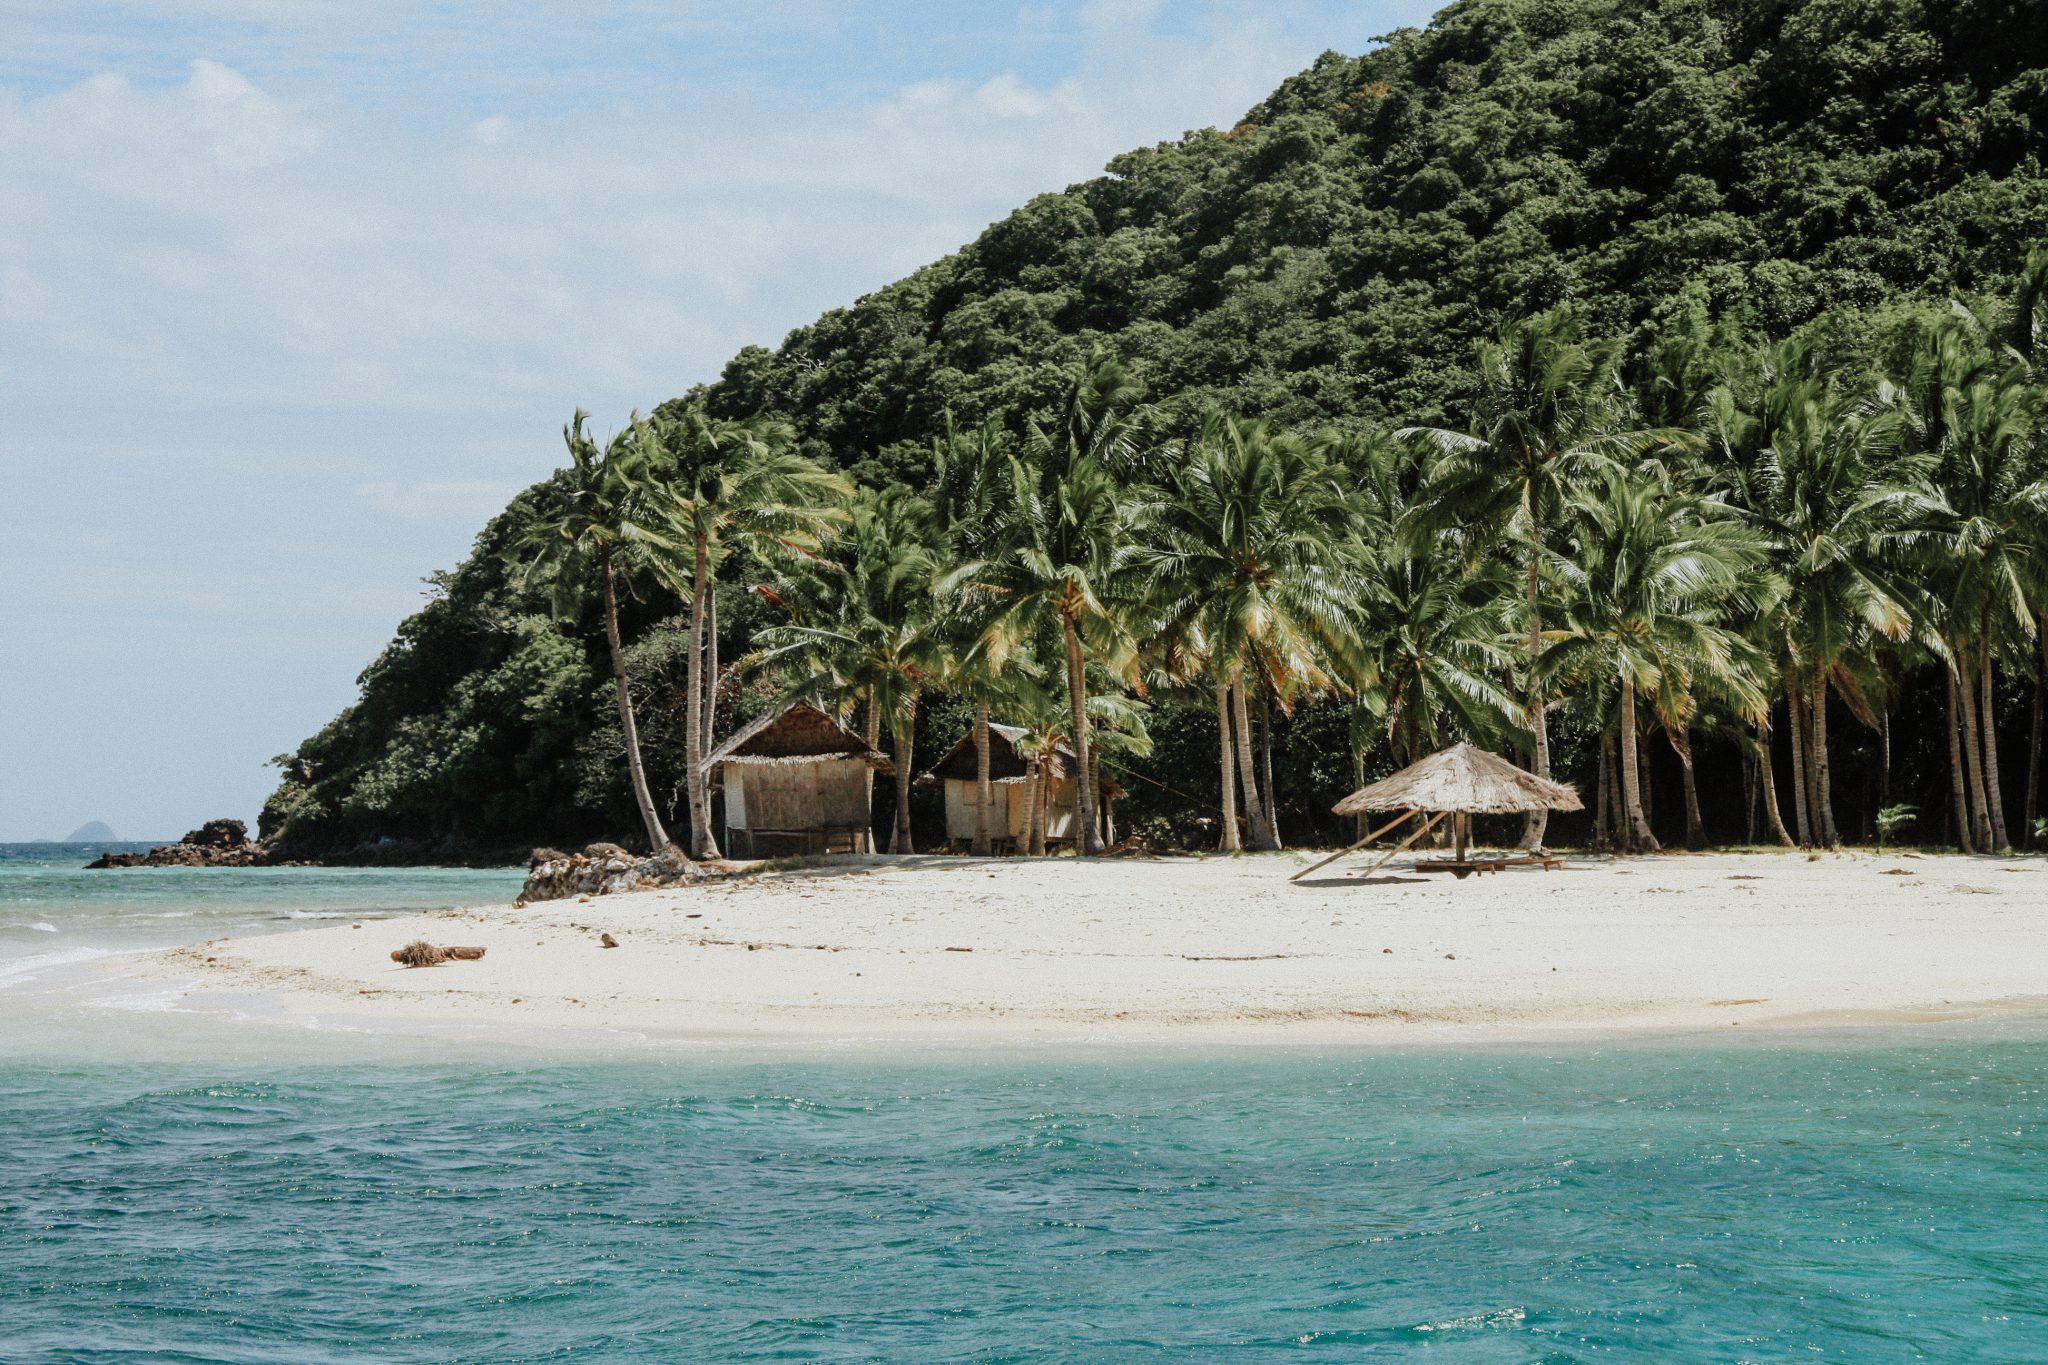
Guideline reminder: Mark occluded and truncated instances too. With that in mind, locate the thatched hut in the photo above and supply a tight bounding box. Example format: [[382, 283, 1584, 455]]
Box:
[[1297, 742, 1582, 881], [917, 723, 1125, 852], [703, 704, 892, 857]]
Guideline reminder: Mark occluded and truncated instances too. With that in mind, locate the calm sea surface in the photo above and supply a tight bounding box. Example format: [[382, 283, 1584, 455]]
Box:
[[0, 842, 522, 976], [2, 846, 2045, 1360]]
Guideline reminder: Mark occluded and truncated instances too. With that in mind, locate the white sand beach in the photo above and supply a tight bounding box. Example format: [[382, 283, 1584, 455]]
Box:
[[118, 849, 2048, 1048]]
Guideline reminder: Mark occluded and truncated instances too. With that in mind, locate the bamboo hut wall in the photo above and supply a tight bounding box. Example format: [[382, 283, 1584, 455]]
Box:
[[727, 758, 872, 836]]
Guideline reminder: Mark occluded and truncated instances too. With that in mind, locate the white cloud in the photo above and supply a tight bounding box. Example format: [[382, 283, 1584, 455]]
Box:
[[0, 19, 1326, 422]]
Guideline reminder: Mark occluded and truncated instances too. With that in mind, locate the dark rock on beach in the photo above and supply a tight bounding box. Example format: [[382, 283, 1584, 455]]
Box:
[[518, 843, 699, 903]]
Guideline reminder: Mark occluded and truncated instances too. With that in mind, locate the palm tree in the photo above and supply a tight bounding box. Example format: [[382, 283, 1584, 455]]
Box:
[[1910, 309, 2048, 853], [1406, 309, 1689, 850], [1136, 413, 1364, 851], [1713, 343, 1930, 847], [747, 486, 940, 854], [511, 410, 687, 852], [1537, 469, 1771, 852], [930, 414, 1015, 855], [648, 405, 850, 858], [948, 355, 1145, 856]]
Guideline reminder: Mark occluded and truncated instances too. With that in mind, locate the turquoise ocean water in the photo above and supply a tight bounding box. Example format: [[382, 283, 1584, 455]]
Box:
[[3, 846, 2046, 1360]]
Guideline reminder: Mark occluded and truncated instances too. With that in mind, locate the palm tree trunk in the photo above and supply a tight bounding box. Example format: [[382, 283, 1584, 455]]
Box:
[[2027, 624, 2045, 848], [1879, 705, 1892, 810], [1958, 654, 1994, 851], [602, 554, 672, 853], [1980, 628, 2010, 850], [864, 688, 881, 751], [1215, 677, 1241, 852], [1231, 671, 1278, 851], [1810, 670, 1838, 847], [1620, 679, 1658, 853], [1785, 680, 1810, 846], [1594, 726, 1613, 850], [889, 693, 917, 855], [684, 536, 720, 859], [1245, 687, 1277, 847], [1756, 719, 1794, 847], [1744, 736, 1761, 843], [973, 696, 993, 856], [1669, 726, 1707, 850], [1061, 617, 1101, 856], [702, 582, 719, 749], [1948, 666, 1976, 853], [1520, 553, 1550, 850], [1026, 752, 1047, 857], [1637, 727, 1654, 831]]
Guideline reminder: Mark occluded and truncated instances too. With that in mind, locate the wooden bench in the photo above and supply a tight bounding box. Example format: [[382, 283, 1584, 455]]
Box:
[[1414, 854, 1564, 879]]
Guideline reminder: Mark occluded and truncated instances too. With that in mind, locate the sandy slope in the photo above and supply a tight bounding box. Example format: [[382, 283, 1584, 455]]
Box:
[[138, 849, 2048, 1047]]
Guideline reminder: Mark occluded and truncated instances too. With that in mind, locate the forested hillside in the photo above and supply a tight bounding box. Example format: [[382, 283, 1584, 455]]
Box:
[[264, 0, 2048, 861]]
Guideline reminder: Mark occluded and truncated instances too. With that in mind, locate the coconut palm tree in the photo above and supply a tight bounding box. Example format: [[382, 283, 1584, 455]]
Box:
[[1712, 343, 1932, 848], [746, 485, 941, 854], [647, 405, 850, 858], [1909, 307, 2048, 853], [930, 414, 1015, 855], [511, 410, 687, 853], [1406, 309, 1691, 850], [1135, 412, 1365, 851], [1537, 469, 1772, 852], [947, 355, 1146, 856]]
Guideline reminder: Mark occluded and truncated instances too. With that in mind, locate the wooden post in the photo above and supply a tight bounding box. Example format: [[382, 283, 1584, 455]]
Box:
[[1454, 812, 1469, 863], [1353, 811, 1447, 881], [1289, 809, 1416, 881]]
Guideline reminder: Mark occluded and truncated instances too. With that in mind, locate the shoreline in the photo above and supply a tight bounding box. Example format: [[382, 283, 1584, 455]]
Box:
[[52, 847, 2040, 1055]]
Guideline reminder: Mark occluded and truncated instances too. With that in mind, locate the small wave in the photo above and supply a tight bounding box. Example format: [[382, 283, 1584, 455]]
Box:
[[0, 947, 116, 990], [2, 922, 62, 934], [1415, 1307, 1526, 1333]]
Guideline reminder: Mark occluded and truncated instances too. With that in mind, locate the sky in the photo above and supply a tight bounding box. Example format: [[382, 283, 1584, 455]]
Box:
[[0, 0, 1430, 842]]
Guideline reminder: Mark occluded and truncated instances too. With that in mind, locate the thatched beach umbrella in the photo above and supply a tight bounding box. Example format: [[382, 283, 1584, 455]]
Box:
[[1292, 742, 1582, 882]]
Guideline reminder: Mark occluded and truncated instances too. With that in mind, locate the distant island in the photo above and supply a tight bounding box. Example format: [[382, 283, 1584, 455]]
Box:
[[65, 821, 120, 843]]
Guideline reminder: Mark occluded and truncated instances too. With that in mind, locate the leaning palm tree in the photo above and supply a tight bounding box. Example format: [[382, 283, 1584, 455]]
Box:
[[647, 405, 850, 858], [511, 410, 687, 852], [1538, 469, 1772, 852], [1135, 413, 1365, 851], [1406, 309, 1692, 849], [746, 486, 941, 854]]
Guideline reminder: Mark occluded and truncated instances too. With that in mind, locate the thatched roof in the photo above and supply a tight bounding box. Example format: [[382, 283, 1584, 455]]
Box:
[[917, 723, 1124, 797], [703, 704, 892, 772], [1332, 742, 1582, 816]]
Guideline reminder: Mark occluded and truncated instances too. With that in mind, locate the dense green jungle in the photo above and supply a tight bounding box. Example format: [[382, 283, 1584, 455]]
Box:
[[261, 0, 2048, 863]]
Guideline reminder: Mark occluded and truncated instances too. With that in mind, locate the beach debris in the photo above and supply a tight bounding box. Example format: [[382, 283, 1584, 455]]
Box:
[[1882, 868, 1915, 876], [600, 932, 619, 949], [1444, 953, 1456, 960], [390, 940, 487, 967], [519, 842, 698, 902], [945, 946, 973, 953]]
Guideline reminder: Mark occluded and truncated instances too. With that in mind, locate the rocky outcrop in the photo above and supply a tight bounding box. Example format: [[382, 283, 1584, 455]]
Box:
[[87, 819, 285, 869], [517, 843, 698, 903]]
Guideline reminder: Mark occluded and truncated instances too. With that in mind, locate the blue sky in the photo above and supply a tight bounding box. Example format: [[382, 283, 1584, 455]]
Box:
[[0, 0, 1429, 841]]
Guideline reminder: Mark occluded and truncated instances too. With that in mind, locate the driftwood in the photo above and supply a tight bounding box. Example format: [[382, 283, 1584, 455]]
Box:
[[391, 940, 487, 967]]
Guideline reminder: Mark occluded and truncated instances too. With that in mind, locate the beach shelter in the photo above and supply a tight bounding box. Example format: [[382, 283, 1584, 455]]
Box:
[[1291, 742, 1583, 882], [703, 704, 892, 857], [916, 723, 1125, 852]]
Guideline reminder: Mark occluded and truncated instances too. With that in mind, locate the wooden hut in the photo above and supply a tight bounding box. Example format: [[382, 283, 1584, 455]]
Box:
[[917, 723, 1124, 852], [703, 704, 892, 857], [1293, 742, 1582, 881]]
